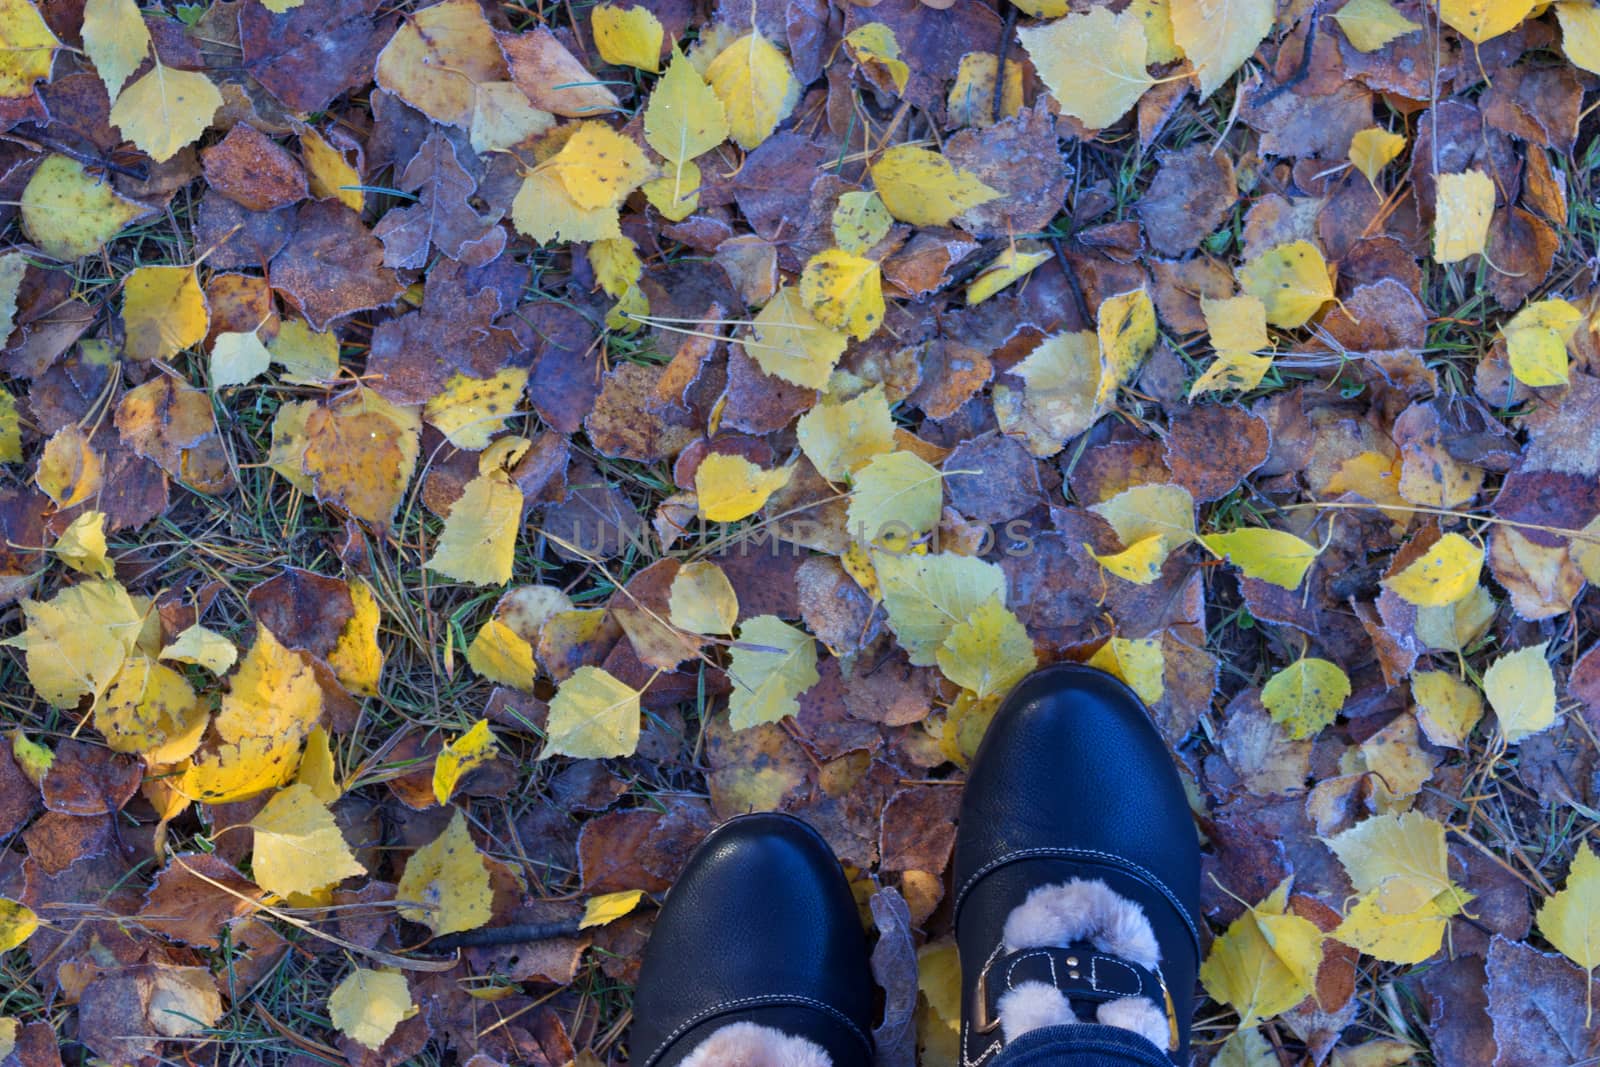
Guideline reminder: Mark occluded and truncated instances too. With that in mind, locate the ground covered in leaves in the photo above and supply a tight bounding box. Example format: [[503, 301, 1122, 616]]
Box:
[[0, 0, 1599, 1062]]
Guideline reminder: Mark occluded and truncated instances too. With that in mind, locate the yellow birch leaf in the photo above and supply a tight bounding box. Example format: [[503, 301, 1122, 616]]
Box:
[[0, 387, 18, 465], [109, 63, 221, 163], [82, 0, 149, 101], [645, 47, 729, 162], [470, 80, 555, 154], [425, 465, 522, 587], [1215, 1028, 1276, 1067], [580, 889, 646, 929], [1089, 483, 1197, 556], [800, 249, 884, 340], [1538, 842, 1600, 1014], [540, 665, 641, 758], [1332, 891, 1452, 964], [54, 510, 112, 578], [1237, 241, 1335, 328], [1323, 811, 1454, 913], [328, 969, 416, 1051], [1482, 642, 1556, 744], [668, 561, 739, 635], [1439, 0, 1538, 42], [1203, 294, 1270, 353], [703, 30, 799, 149], [10, 579, 143, 707], [512, 167, 622, 244], [1200, 881, 1325, 1029], [466, 617, 537, 690], [1504, 298, 1582, 388], [211, 330, 272, 388], [844, 22, 910, 94], [9, 733, 50, 784], [94, 654, 205, 762], [1410, 670, 1483, 749], [397, 808, 493, 934], [993, 330, 1106, 456], [1086, 636, 1164, 705], [1018, 8, 1154, 129], [1168, 0, 1275, 98], [1190, 352, 1274, 398], [268, 318, 341, 384], [1334, 0, 1423, 51], [1097, 287, 1157, 390], [160, 623, 237, 675], [1433, 169, 1495, 263], [176, 733, 303, 803], [1577, 515, 1600, 585], [846, 450, 944, 547], [424, 368, 528, 450], [872, 550, 1007, 665], [869, 145, 999, 228], [551, 121, 654, 211], [432, 720, 498, 805], [1261, 657, 1351, 740], [1011, 0, 1069, 14], [299, 125, 363, 213], [966, 244, 1052, 305], [123, 265, 209, 362], [1558, 0, 1600, 73], [590, 237, 643, 297], [0, 899, 38, 953], [1349, 127, 1407, 187], [592, 4, 663, 71], [328, 578, 383, 697], [0, 0, 56, 100], [214, 626, 322, 744], [297, 725, 340, 803], [642, 163, 701, 220], [727, 615, 818, 730], [36, 425, 101, 508], [796, 386, 896, 483], [1382, 532, 1483, 607], [249, 783, 366, 898], [20, 154, 150, 260], [374, 0, 504, 127], [1201, 528, 1321, 590], [947, 52, 1024, 127], [936, 596, 1036, 701], [1088, 533, 1169, 585], [833, 191, 893, 255], [696, 453, 793, 522], [746, 286, 848, 388]]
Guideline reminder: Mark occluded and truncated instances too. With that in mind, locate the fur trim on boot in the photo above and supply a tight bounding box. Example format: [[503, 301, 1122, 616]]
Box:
[[995, 880, 1171, 1052], [677, 1022, 833, 1067]]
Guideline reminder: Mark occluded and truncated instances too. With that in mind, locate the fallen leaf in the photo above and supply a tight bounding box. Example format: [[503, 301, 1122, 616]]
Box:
[[1238, 241, 1335, 328], [249, 782, 366, 897], [580, 888, 646, 929], [81, 0, 149, 102], [1201, 880, 1326, 1028], [593, 4, 664, 71], [396, 808, 493, 935], [1433, 170, 1495, 264], [1169, 0, 1274, 98], [109, 62, 222, 163], [1019, 8, 1155, 129], [1482, 642, 1556, 744], [432, 720, 498, 805], [328, 968, 417, 1050], [1261, 657, 1351, 740], [727, 614, 818, 729], [541, 666, 641, 758], [703, 30, 799, 149]]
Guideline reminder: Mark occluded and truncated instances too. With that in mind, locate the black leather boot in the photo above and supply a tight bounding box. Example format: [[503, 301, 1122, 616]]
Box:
[[953, 663, 1201, 1065], [630, 813, 875, 1067]]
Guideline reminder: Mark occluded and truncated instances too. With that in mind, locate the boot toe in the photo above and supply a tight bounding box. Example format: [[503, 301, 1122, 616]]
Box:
[[631, 813, 874, 1067], [954, 663, 1199, 927], [952, 665, 1202, 1063]]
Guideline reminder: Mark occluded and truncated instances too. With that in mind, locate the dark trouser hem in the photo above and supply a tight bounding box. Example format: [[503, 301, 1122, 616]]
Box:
[[989, 1023, 1175, 1067]]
